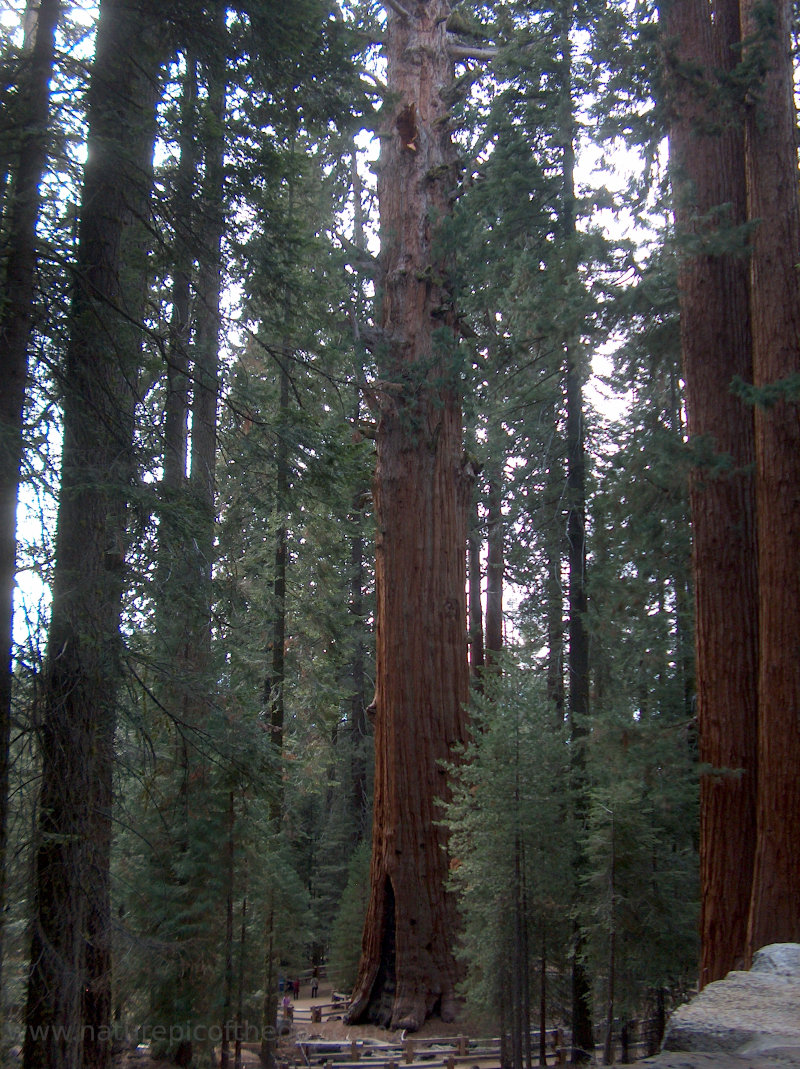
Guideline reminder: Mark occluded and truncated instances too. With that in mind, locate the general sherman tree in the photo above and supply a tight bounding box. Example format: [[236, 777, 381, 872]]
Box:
[[663, 0, 759, 986], [345, 0, 481, 1031]]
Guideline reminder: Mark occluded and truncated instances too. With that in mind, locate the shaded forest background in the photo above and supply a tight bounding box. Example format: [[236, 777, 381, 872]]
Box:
[[0, 0, 798, 1067]]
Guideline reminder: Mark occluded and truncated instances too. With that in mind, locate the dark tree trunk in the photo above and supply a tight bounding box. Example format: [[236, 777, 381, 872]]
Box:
[[188, 34, 224, 658], [538, 936, 547, 1068], [663, 0, 758, 985], [349, 153, 370, 840], [741, 0, 800, 954], [542, 423, 566, 725], [260, 147, 296, 1069], [602, 824, 616, 1067], [234, 882, 248, 1069], [346, 0, 471, 1032], [156, 56, 197, 608], [221, 792, 236, 1069], [0, 0, 59, 1000], [265, 361, 289, 758], [520, 847, 532, 1069], [560, 0, 593, 1051], [349, 486, 369, 839], [168, 31, 226, 1066], [468, 487, 485, 679], [485, 466, 503, 667], [22, 4, 159, 1067]]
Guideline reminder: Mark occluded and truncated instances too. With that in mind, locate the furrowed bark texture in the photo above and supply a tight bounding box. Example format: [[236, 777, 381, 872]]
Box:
[[663, 0, 758, 986], [346, 0, 470, 1032], [22, 3, 159, 1066], [741, 0, 800, 954]]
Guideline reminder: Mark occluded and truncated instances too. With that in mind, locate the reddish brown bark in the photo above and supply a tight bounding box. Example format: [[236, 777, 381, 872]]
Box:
[[741, 0, 800, 954], [663, 0, 759, 985], [346, 0, 470, 1032]]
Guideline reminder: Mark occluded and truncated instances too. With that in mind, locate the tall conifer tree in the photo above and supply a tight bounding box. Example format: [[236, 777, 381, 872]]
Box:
[[741, 0, 800, 954], [22, 2, 161, 1065], [346, 0, 476, 1030], [663, 0, 758, 985], [0, 0, 60, 1005]]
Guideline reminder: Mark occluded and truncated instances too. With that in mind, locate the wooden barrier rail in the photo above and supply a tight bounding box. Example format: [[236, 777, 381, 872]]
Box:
[[294, 1030, 566, 1069]]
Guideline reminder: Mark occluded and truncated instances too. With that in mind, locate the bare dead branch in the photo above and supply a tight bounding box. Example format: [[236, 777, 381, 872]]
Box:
[[448, 43, 498, 61]]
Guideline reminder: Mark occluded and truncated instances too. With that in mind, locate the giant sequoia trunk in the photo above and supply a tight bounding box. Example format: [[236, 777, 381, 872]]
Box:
[[346, 0, 470, 1032], [22, 4, 159, 1067], [741, 0, 800, 954], [663, 0, 758, 986]]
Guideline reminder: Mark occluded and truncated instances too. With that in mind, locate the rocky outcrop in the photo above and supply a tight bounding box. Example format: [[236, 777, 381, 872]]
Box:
[[641, 944, 800, 1068]]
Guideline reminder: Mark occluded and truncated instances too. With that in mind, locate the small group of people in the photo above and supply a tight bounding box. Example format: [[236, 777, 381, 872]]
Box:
[[281, 971, 321, 1019]]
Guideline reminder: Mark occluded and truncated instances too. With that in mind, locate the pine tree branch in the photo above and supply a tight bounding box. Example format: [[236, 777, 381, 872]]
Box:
[[361, 70, 388, 98]]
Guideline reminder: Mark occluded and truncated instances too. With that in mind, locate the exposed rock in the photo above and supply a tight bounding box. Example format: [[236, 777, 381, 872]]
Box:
[[642, 944, 800, 1068]]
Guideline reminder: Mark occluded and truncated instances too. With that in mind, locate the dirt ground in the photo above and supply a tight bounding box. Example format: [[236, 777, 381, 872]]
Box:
[[114, 985, 483, 1068]]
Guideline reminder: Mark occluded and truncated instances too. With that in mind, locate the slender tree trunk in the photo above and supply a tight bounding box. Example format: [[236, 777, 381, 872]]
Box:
[[260, 142, 297, 1069], [466, 421, 485, 682], [221, 792, 236, 1069], [663, 0, 758, 985], [260, 895, 277, 1069], [651, 988, 666, 1055], [741, 0, 800, 954], [22, 4, 159, 1067], [520, 845, 531, 1069], [171, 31, 226, 1067], [346, 0, 471, 1032], [542, 423, 566, 725], [164, 57, 196, 494], [619, 1022, 629, 1065], [499, 968, 510, 1069], [234, 882, 248, 1069], [559, 1, 592, 1051], [265, 359, 288, 759], [485, 466, 503, 668], [349, 153, 370, 840], [539, 935, 547, 1068], [0, 0, 59, 1009], [467, 497, 485, 679], [189, 36, 225, 662], [157, 54, 197, 568], [511, 829, 523, 1069], [349, 483, 369, 838], [149, 49, 199, 1066], [603, 821, 616, 1066]]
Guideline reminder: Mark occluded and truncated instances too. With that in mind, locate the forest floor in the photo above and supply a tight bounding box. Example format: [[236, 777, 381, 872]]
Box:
[[114, 985, 482, 1069], [113, 984, 667, 1067]]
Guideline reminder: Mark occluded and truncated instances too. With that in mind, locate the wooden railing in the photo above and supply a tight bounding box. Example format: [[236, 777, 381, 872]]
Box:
[[292, 1031, 568, 1069]]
